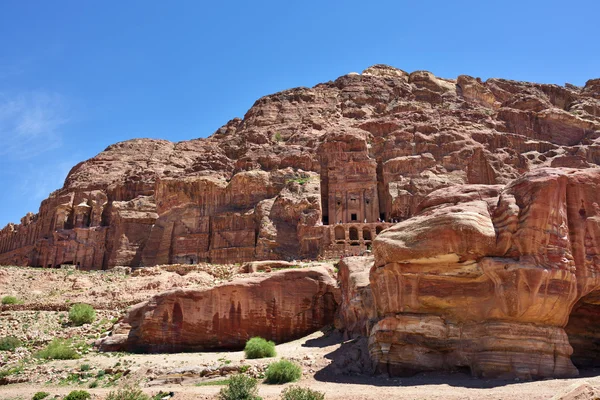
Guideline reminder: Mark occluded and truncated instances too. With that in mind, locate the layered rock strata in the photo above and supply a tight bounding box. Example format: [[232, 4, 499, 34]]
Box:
[[368, 168, 600, 379], [2, 65, 600, 268], [99, 266, 338, 352]]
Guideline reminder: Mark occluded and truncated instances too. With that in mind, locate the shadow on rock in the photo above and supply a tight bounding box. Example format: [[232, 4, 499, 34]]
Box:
[[309, 332, 586, 389]]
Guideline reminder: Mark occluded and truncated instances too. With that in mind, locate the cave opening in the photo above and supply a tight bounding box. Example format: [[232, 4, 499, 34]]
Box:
[[566, 290, 600, 368]]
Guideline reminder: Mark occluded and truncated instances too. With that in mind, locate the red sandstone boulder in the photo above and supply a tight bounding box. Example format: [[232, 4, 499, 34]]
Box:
[[99, 266, 338, 352], [368, 168, 600, 379]]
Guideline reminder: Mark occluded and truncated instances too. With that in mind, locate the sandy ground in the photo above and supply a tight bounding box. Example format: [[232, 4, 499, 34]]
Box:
[[0, 265, 599, 400]]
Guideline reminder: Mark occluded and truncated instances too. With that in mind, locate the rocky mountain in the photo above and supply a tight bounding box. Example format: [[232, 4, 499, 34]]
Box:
[[1, 65, 599, 271]]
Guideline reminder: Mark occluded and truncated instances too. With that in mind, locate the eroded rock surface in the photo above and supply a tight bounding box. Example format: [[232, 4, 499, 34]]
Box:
[[334, 256, 376, 338], [2, 65, 599, 268], [368, 168, 600, 379], [99, 266, 338, 352]]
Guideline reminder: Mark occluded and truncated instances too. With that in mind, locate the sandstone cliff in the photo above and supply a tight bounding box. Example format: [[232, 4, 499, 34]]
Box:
[[1, 65, 599, 270]]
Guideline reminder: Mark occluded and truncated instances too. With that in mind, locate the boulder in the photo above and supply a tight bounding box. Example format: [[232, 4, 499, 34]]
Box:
[[99, 266, 338, 352], [367, 168, 600, 379]]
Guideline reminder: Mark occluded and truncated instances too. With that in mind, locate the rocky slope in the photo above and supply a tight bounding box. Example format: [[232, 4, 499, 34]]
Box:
[[1, 65, 599, 269]]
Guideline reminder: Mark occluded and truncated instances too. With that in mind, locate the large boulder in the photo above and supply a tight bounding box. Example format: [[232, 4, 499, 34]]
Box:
[[99, 266, 338, 352], [368, 168, 600, 379]]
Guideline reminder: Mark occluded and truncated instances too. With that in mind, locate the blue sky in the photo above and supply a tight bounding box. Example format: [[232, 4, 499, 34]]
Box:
[[0, 0, 598, 227]]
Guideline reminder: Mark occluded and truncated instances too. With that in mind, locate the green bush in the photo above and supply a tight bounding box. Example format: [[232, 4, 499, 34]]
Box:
[[68, 303, 96, 326], [281, 386, 325, 400], [218, 374, 262, 400], [0, 364, 23, 379], [79, 363, 91, 371], [32, 392, 50, 400], [273, 132, 283, 142], [0, 336, 22, 351], [244, 337, 276, 359], [264, 359, 301, 384], [1, 296, 20, 305], [35, 338, 80, 360], [64, 391, 91, 400], [105, 386, 150, 400]]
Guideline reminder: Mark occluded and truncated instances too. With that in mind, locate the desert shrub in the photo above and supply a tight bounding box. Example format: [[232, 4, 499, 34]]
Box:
[[64, 390, 91, 400], [218, 374, 262, 400], [281, 386, 325, 400], [79, 363, 91, 371], [0, 336, 22, 351], [35, 338, 79, 360], [0, 364, 24, 379], [32, 392, 50, 400], [105, 386, 150, 400], [264, 360, 301, 384], [68, 303, 96, 326], [244, 337, 276, 359], [1, 296, 20, 305]]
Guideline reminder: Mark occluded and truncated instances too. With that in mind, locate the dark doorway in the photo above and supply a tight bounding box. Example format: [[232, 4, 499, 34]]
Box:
[[349, 227, 359, 241], [351, 213, 357, 221], [334, 226, 345, 240]]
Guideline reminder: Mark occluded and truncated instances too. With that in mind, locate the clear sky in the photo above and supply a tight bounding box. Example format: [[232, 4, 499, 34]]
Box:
[[0, 0, 598, 227]]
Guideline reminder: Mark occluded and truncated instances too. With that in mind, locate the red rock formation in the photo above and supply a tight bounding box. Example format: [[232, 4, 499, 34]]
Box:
[[1, 66, 599, 268], [368, 168, 600, 379], [99, 266, 338, 352], [334, 256, 376, 338]]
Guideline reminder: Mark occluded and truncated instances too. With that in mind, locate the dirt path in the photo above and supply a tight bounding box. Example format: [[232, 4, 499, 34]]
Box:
[[1, 330, 599, 399]]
